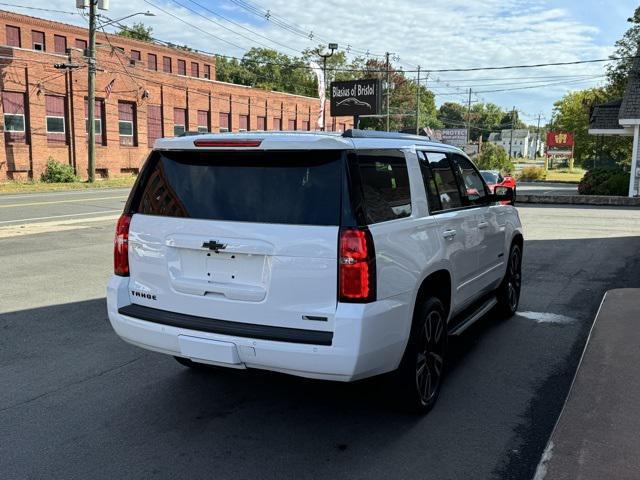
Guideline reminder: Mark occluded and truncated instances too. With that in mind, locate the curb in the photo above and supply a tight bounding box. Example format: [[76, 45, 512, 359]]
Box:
[[532, 289, 640, 479], [517, 194, 640, 206]]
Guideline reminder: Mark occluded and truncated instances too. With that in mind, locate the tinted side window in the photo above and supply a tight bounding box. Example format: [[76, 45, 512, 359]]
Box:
[[417, 151, 442, 213], [453, 154, 489, 205], [424, 152, 463, 211], [356, 151, 411, 224]]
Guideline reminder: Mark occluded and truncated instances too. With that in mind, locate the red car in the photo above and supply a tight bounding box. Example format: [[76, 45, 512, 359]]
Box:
[[480, 170, 517, 196]]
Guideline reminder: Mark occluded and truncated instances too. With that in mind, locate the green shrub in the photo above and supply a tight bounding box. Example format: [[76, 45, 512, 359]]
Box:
[[40, 158, 78, 183], [519, 166, 546, 182], [578, 168, 629, 196], [476, 143, 513, 173]]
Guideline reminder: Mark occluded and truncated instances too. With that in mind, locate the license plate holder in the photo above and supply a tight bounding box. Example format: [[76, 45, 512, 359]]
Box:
[[178, 335, 241, 364]]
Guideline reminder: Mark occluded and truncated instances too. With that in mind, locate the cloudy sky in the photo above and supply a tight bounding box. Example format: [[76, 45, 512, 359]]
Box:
[[18, 0, 639, 124]]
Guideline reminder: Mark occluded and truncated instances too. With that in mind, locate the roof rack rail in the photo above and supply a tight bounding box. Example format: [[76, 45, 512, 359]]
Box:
[[342, 129, 437, 142]]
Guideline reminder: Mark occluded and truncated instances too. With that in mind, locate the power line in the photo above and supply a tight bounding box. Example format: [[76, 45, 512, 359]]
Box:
[[142, 0, 249, 52], [225, 0, 387, 59], [0, 3, 81, 15], [169, 0, 302, 54]]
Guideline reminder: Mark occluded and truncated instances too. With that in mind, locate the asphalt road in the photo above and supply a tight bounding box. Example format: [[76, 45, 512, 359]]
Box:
[[517, 182, 578, 196], [1, 189, 639, 480]]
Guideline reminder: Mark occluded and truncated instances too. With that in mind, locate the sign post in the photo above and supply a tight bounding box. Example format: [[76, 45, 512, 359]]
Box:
[[330, 79, 383, 129]]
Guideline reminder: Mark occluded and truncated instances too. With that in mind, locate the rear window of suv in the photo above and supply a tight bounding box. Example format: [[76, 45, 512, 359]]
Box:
[[130, 150, 343, 226]]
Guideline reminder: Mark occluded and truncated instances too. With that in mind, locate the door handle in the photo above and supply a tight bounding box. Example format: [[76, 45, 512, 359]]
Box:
[[478, 222, 489, 229], [442, 229, 457, 239]]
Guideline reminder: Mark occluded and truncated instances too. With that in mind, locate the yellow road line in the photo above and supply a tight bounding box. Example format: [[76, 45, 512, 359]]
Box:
[[0, 196, 126, 208]]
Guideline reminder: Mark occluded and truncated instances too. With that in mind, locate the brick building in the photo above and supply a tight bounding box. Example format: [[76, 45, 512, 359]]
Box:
[[0, 10, 352, 180]]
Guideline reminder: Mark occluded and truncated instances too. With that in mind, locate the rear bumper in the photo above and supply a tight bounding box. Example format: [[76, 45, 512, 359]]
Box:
[[107, 276, 412, 382]]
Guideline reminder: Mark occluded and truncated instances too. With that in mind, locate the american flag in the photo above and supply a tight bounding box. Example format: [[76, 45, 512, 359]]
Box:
[[105, 79, 115, 99]]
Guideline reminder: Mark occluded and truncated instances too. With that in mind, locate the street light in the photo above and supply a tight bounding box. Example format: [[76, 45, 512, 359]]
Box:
[[318, 43, 337, 131], [99, 11, 155, 28]]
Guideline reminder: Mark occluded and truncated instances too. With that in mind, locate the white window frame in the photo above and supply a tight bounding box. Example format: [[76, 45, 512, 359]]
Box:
[[119, 120, 134, 137], [219, 127, 229, 133], [197, 125, 208, 133], [85, 118, 102, 135], [4, 113, 25, 132], [45, 115, 66, 134], [173, 124, 185, 136]]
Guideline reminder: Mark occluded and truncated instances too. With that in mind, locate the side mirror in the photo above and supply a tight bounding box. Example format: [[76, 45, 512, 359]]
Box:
[[493, 186, 515, 205]]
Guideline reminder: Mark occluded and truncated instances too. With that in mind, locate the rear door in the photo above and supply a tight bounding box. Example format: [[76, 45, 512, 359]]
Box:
[[125, 149, 345, 333], [419, 151, 480, 310]]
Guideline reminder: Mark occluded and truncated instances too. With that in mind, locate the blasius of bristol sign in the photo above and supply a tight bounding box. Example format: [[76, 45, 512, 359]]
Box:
[[330, 79, 383, 117]]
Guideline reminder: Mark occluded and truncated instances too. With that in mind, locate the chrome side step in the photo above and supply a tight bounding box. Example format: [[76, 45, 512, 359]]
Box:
[[448, 296, 498, 336]]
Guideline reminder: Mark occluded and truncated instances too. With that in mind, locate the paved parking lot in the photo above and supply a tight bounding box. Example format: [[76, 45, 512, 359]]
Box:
[[1, 190, 639, 480]]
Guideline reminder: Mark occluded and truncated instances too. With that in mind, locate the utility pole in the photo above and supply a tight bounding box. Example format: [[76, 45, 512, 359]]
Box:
[[87, 0, 97, 182], [385, 52, 390, 132], [415, 66, 420, 135], [536, 112, 542, 159], [466, 88, 472, 145], [508, 106, 516, 160]]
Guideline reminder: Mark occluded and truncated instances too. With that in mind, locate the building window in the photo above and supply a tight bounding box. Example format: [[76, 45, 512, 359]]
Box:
[[219, 112, 230, 132], [301, 120, 310, 131], [257, 116, 266, 131], [85, 98, 106, 145], [162, 56, 172, 73], [147, 105, 163, 147], [147, 53, 157, 71], [239, 114, 249, 132], [54, 35, 67, 54], [204, 64, 211, 79], [45, 95, 66, 144], [75, 38, 87, 51], [288, 119, 296, 130], [3, 91, 27, 144], [131, 50, 141, 62], [190, 62, 199, 78], [6, 25, 21, 47], [272, 117, 282, 130], [197, 110, 209, 133], [31, 30, 45, 51], [177, 59, 186, 75], [174, 107, 186, 136], [118, 101, 137, 146]]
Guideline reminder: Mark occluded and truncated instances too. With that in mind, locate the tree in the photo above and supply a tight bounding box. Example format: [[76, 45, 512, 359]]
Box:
[[476, 142, 512, 172], [606, 6, 640, 97], [117, 22, 153, 42], [550, 87, 631, 168], [437, 102, 466, 128]]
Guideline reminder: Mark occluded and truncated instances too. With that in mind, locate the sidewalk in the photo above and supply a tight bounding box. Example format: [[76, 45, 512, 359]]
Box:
[[534, 289, 640, 480]]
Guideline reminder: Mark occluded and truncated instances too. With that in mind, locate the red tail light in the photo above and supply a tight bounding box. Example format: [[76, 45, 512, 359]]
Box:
[[114, 214, 132, 276], [339, 228, 376, 302]]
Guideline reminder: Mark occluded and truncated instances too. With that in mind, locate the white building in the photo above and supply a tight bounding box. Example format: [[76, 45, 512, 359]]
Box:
[[487, 129, 544, 159]]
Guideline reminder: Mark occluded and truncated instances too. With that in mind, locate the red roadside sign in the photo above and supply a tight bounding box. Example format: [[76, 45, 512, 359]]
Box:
[[546, 132, 574, 148]]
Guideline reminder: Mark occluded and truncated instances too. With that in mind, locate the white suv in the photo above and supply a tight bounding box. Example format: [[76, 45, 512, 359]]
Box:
[[107, 130, 523, 413]]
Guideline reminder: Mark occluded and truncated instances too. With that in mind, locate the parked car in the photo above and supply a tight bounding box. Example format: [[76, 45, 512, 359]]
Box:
[[480, 170, 517, 195], [107, 130, 523, 414]]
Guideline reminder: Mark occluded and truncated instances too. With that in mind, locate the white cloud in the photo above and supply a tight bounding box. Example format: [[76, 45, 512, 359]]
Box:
[[22, 0, 625, 120]]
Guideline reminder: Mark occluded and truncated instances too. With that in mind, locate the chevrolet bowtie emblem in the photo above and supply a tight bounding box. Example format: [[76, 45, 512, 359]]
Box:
[[202, 240, 227, 253]]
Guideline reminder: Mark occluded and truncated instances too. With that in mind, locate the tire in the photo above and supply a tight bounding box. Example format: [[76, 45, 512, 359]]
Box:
[[394, 297, 447, 414], [496, 243, 522, 318]]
